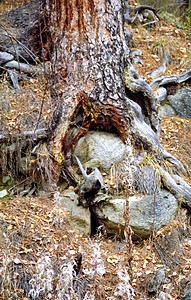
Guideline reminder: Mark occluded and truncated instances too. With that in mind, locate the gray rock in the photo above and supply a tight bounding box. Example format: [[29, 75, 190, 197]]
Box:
[[70, 204, 91, 236], [101, 198, 126, 235], [181, 282, 191, 300], [0, 189, 8, 198], [102, 190, 178, 238], [58, 186, 78, 211], [158, 104, 176, 117], [129, 191, 178, 238], [58, 188, 178, 238], [73, 131, 126, 171], [57, 187, 91, 235], [168, 88, 191, 118], [148, 269, 166, 294]]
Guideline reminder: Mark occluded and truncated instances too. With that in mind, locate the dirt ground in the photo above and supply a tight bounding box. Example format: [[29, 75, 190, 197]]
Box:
[[0, 1, 191, 299]]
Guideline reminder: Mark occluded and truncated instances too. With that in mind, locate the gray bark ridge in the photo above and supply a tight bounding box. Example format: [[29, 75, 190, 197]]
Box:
[[150, 70, 191, 89]]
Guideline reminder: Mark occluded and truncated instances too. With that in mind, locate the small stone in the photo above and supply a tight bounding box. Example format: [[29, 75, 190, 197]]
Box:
[[148, 269, 165, 294], [0, 189, 8, 198], [2, 176, 10, 184]]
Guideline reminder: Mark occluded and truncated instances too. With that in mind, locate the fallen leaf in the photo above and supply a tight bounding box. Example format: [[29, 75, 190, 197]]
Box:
[[14, 258, 21, 264]]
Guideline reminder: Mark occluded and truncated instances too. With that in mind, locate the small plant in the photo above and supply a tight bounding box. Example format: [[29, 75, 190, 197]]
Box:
[[162, 12, 170, 22], [186, 16, 191, 25], [162, 12, 187, 29], [139, 154, 153, 166], [176, 23, 186, 29]]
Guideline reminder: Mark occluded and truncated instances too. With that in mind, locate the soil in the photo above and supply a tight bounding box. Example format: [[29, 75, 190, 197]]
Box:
[[0, 1, 191, 299]]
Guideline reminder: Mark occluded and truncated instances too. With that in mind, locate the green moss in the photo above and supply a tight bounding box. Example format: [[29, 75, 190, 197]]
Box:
[[55, 152, 65, 164], [124, 66, 135, 92], [139, 154, 153, 166], [82, 102, 97, 122]]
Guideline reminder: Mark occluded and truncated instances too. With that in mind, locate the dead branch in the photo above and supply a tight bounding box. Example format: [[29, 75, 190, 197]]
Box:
[[124, 4, 160, 24], [0, 128, 47, 143]]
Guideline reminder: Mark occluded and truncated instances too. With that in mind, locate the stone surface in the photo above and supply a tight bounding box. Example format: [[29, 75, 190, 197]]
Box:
[[57, 187, 91, 236], [0, 189, 8, 198], [101, 198, 125, 235], [158, 104, 176, 117], [73, 131, 126, 171], [59, 187, 178, 238], [129, 191, 178, 238], [167, 88, 191, 119], [57, 186, 78, 211], [70, 204, 91, 236], [102, 190, 178, 238]]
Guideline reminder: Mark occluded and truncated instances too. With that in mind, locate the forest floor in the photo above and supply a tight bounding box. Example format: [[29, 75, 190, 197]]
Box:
[[0, 1, 191, 299]]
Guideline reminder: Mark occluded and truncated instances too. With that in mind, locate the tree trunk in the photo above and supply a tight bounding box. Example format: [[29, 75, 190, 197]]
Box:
[[44, 0, 191, 210], [46, 0, 184, 175], [47, 0, 155, 165]]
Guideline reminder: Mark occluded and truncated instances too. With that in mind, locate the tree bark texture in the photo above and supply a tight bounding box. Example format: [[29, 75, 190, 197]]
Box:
[[47, 0, 158, 160], [46, 0, 185, 176]]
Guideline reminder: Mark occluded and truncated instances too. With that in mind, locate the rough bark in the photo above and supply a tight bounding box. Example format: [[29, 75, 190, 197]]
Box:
[[45, 0, 183, 177]]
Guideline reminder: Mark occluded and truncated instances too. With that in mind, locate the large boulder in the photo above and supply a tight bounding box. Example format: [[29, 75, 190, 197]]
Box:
[[73, 131, 126, 171], [59, 187, 178, 239], [129, 191, 178, 238], [101, 190, 178, 239]]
